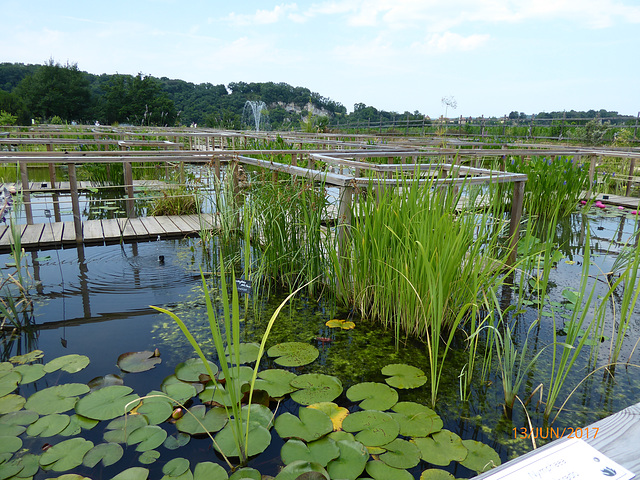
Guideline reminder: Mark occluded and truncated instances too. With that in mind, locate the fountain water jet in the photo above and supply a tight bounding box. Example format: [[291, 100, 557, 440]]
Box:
[[242, 100, 270, 131]]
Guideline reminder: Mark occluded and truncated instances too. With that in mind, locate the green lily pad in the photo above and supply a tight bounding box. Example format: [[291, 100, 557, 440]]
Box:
[[225, 343, 260, 364], [111, 467, 149, 480], [0, 459, 23, 479], [39, 437, 94, 471], [267, 342, 319, 367], [274, 460, 329, 480], [365, 460, 413, 480], [326, 439, 369, 480], [136, 394, 173, 425], [281, 437, 340, 467], [75, 385, 140, 420], [83, 442, 124, 467], [161, 375, 198, 405], [9, 350, 44, 364], [25, 383, 90, 415], [174, 358, 219, 382], [175, 405, 228, 435], [214, 421, 271, 457], [238, 404, 273, 430], [44, 354, 90, 374], [381, 364, 427, 389], [216, 365, 255, 383], [0, 435, 22, 453], [88, 374, 124, 391], [290, 374, 343, 405], [308, 402, 349, 431], [229, 467, 260, 480], [0, 370, 21, 397], [194, 462, 229, 480], [127, 425, 167, 452], [342, 410, 399, 447], [139, 450, 161, 465], [274, 407, 333, 442], [163, 457, 190, 477], [419, 469, 455, 480], [11, 452, 39, 478], [0, 409, 39, 425], [26, 413, 70, 437], [164, 433, 191, 450], [59, 414, 99, 437], [413, 430, 467, 466], [346, 382, 398, 411], [379, 438, 421, 469], [14, 363, 46, 383], [390, 402, 443, 437], [0, 423, 25, 436], [460, 439, 501, 473], [254, 369, 298, 398], [104, 414, 149, 443], [117, 351, 161, 373], [0, 394, 26, 414], [199, 382, 244, 407]]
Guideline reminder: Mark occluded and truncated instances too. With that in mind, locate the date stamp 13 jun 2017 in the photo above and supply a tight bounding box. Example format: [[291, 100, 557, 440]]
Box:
[[513, 427, 599, 440]]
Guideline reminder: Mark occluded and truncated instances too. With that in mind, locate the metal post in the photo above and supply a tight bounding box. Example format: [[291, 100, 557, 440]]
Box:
[[68, 163, 83, 243], [19, 161, 33, 225], [338, 185, 353, 261], [507, 180, 525, 266], [587, 155, 596, 199], [626, 158, 636, 197], [123, 161, 136, 218]]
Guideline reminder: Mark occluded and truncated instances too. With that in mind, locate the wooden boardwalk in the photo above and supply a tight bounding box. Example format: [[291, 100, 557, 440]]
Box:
[[0, 214, 217, 251], [7, 180, 168, 193]]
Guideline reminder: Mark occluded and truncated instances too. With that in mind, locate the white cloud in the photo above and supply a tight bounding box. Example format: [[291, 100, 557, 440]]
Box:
[[224, 4, 299, 26], [416, 32, 490, 53]]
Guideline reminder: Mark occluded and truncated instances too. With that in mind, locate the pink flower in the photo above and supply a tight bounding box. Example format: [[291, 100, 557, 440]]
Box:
[[618, 206, 624, 210], [580, 200, 587, 205], [633, 211, 638, 215]]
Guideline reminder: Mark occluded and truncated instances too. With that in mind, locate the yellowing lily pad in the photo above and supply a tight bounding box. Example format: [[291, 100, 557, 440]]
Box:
[[325, 319, 355, 330], [9, 350, 44, 365], [308, 402, 349, 431]]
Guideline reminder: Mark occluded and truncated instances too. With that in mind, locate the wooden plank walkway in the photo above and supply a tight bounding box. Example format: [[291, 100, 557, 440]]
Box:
[[5, 180, 168, 193], [0, 214, 220, 252], [473, 401, 640, 478]]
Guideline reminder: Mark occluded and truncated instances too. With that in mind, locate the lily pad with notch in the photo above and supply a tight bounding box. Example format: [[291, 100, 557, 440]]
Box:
[[0, 394, 26, 414], [88, 374, 124, 391], [342, 410, 399, 447], [378, 438, 421, 469], [83, 442, 124, 467], [254, 368, 298, 398], [9, 350, 44, 365], [273, 460, 329, 480], [325, 319, 355, 330], [281, 437, 340, 467], [126, 425, 167, 452], [224, 342, 260, 364], [75, 385, 140, 421], [111, 467, 150, 480], [14, 363, 46, 384], [308, 402, 349, 431], [44, 354, 90, 374], [161, 375, 198, 405], [175, 358, 219, 382], [390, 401, 443, 437], [25, 383, 90, 415], [365, 459, 414, 480], [175, 404, 228, 435], [346, 382, 398, 411], [39, 437, 94, 471], [104, 414, 149, 443], [412, 429, 467, 466], [214, 420, 272, 458], [419, 469, 455, 480], [117, 351, 162, 373], [460, 439, 501, 473], [0, 370, 21, 397], [274, 406, 333, 443], [290, 374, 343, 405], [381, 364, 427, 389], [26, 413, 71, 437], [194, 462, 229, 480], [267, 342, 319, 367], [326, 438, 369, 480]]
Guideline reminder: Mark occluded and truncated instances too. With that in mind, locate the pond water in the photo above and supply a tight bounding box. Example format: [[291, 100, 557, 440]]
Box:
[[2, 202, 640, 479]]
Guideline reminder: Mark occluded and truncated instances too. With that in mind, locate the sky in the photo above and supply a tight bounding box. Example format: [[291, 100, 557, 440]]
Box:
[[2, 0, 639, 118]]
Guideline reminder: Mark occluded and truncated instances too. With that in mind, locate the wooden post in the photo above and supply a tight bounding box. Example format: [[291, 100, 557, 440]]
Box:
[[587, 155, 596, 199], [338, 186, 353, 260], [291, 153, 298, 167], [507, 180, 525, 266], [213, 155, 221, 182], [68, 163, 83, 243], [19, 161, 33, 225], [626, 158, 636, 197], [123, 161, 136, 218]]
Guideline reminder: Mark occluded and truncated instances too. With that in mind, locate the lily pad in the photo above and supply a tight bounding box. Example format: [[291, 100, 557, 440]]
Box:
[[365, 460, 413, 480], [460, 439, 501, 473], [325, 319, 355, 330], [75, 385, 140, 420], [39, 437, 94, 471], [9, 350, 44, 365], [175, 405, 228, 435], [83, 442, 124, 467], [44, 354, 90, 374], [214, 421, 271, 457], [0, 409, 39, 425], [14, 363, 46, 384], [342, 410, 399, 447], [413, 430, 467, 466], [379, 438, 421, 469], [390, 402, 443, 437], [290, 374, 343, 405], [111, 467, 149, 480], [0, 459, 23, 479], [229, 467, 260, 480], [139, 450, 161, 464], [88, 374, 124, 391], [164, 433, 191, 450], [274, 460, 329, 480], [161, 375, 198, 404], [326, 439, 369, 480], [281, 437, 340, 467], [199, 382, 244, 407], [0, 394, 26, 414], [420, 469, 455, 480], [225, 343, 260, 364], [10, 453, 39, 478], [25, 383, 90, 415], [117, 351, 162, 373], [127, 425, 168, 452], [308, 402, 349, 431], [381, 364, 427, 389], [254, 369, 298, 398], [0, 370, 21, 397], [163, 458, 190, 477], [274, 407, 333, 442], [135, 394, 173, 425], [267, 342, 319, 367], [346, 382, 398, 411], [0, 435, 22, 453], [104, 414, 149, 443], [194, 462, 229, 480], [0, 423, 25, 436], [26, 413, 70, 437], [175, 358, 219, 382]]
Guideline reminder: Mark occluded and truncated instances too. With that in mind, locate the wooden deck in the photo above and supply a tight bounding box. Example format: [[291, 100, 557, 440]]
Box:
[[7, 179, 168, 193], [473, 401, 640, 478], [0, 214, 217, 251]]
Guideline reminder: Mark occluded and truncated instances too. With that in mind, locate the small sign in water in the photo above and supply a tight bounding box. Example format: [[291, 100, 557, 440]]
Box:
[[235, 278, 252, 294]]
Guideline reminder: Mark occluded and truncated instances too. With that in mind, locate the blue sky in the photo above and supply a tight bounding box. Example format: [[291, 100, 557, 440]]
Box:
[[2, 0, 639, 117]]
